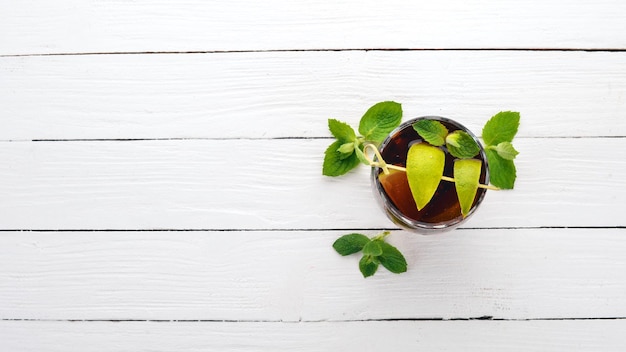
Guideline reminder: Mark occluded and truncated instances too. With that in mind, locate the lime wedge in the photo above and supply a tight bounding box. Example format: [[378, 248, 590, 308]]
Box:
[[406, 143, 445, 210], [453, 158, 482, 217]]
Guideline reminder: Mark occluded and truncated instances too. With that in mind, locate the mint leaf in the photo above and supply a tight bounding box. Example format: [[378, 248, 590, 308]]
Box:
[[337, 142, 355, 159], [485, 149, 516, 189], [323, 140, 360, 176], [359, 255, 379, 278], [333, 233, 370, 256], [493, 142, 519, 160], [362, 240, 383, 257], [482, 112, 520, 189], [413, 119, 448, 146], [358, 101, 402, 143], [378, 241, 407, 274], [446, 130, 480, 159], [328, 118, 356, 142], [482, 111, 520, 146]]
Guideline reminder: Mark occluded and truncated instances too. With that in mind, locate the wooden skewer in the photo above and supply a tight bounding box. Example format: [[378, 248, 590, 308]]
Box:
[[362, 143, 500, 191]]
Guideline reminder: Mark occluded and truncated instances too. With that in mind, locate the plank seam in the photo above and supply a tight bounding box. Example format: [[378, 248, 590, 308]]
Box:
[[0, 226, 623, 233], [1, 317, 625, 323], [2, 48, 626, 58], [0, 136, 623, 143]]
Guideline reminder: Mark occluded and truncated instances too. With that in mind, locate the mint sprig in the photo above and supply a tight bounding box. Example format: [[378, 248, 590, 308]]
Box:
[[333, 231, 407, 278], [322, 102, 402, 176], [482, 111, 520, 189]]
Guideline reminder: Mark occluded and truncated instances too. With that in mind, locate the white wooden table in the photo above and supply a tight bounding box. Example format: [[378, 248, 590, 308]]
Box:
[[2, 1, 626, 350]]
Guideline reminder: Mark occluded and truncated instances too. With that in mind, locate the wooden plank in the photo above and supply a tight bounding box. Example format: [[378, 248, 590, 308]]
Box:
[[1, 228, 624, 320], [1, 320, 625, 352], [2, 0, 626, 55], [0, 138, 623, 230], [2, 51, 626, 140]]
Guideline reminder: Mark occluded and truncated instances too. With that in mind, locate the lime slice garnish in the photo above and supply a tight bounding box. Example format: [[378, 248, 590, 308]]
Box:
[[453, 158, 482, 217], [406, 143, 445, 210]]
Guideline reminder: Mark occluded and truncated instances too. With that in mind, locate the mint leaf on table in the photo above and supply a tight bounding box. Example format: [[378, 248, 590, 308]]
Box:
[[492, 141, 519, 160], [377, 241, 407, 274], [333, 231, 407, 278], [362, 240, 383, 257], [323, 140, 360, 176], [359, 255, 379, 278], [328, 118, 357, 142], [446, 130, 480, 159], [413, 119, 448, 146], [323, 103, 401, 175], [482, 111, 520, 145], [485, 149, 516, 189], [333, 233, 371, 256], [358, 101, 402, 143]]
